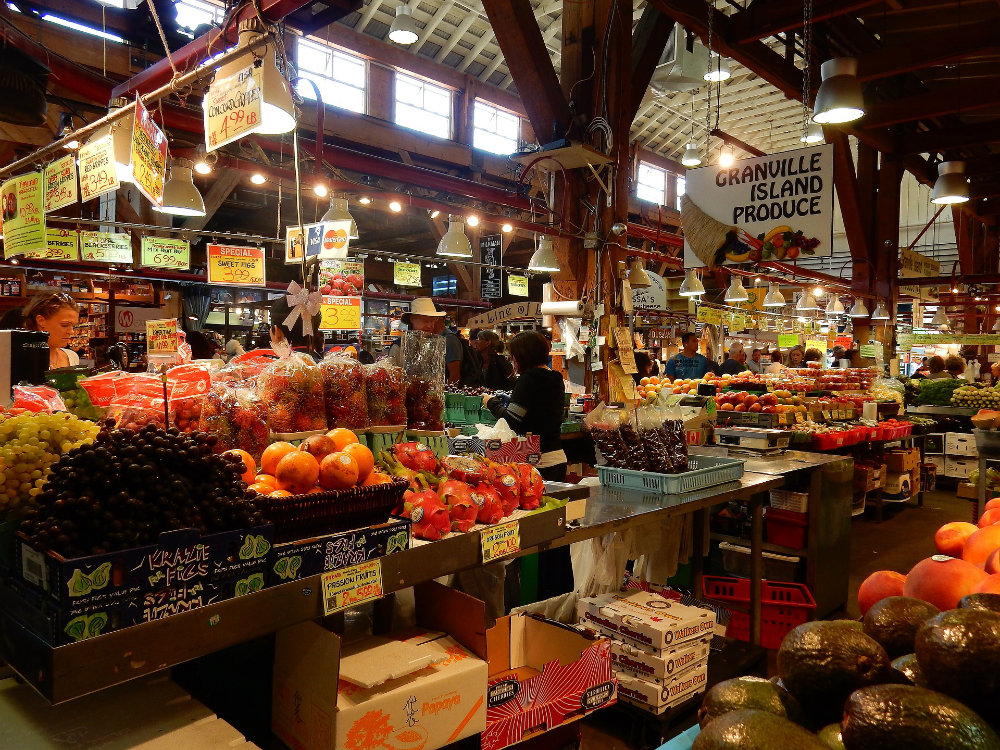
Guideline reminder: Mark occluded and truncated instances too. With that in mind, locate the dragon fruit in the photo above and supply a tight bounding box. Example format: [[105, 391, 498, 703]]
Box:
[[516, 463, 545, 510], [440, 454, 486, 485], [486, 463, 521, 517], [402, 485, 451, 540], [472, 482, 504, 525], [438, 479, 478, 532], [379, 450, 423, 491], [393, 442, 440, 474]]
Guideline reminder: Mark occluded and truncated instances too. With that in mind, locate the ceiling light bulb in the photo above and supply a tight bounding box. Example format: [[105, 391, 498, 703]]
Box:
[[812, 57, 865, 125], [848, 298, 870, 318], [466, 214, 479, 227], [681, 143, 702, 167], [389, 200, 402, 212], [871, 300, 890, 320], [502, 223, 514, 233], [388, 4, 419, 45], [429, 209, 440, 218], [813, 286, 824, 297], [313, 182, 328, 198], [931, 161, 969, 205], [527, 235, 559, 272], [194, 160, 212, 175], [763, 282, 785, 307], [358, 196, 372, 205], [704, 53, 731, 82], [65, 139, 80, 151], [250, 172, 266, 185], [718, 149, 735, 168], [437, 215, 473, 258], [321, 197, 359, 239], [192, 144, 213, 175], [724, 276, 749, 303], [678, 268, 705, 297], [800, 122, 824, 144]]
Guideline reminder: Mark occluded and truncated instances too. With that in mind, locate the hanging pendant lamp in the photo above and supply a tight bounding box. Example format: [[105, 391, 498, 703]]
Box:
[[526, 234, 558, 271], [848, 298, 869, 318], [724, 276, 749, 303], [437, 216, 473, 259], [388, 5, 420, 45], [931, 307, 949, 328], [627, 258, 651, 288], [812, 58, 865, 124], [763, 283, 786, 307], [796, 288, 819, 311], [681, 143, 702, 167], [321, 197, 360, 239], [678, 269, 705, 297], [800, 122, 824, 144], [154, 159, 206, 217], [871, 300, 890, 320], [931, 161, 970, 205], [825, 294, 845, 316]]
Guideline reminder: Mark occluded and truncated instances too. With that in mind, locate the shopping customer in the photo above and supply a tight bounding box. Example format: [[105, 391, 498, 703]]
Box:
[[803, 348, 824, 364], [269, 294, 323, 362], [946, 355, 966, 379], [665, 332, 715, 379], [717, 342, 747, 375], [20, 291, 80, 369], [925, 355, 950, 379], [747, 348, 763, 374], [474, 330, 516, 390], [787, 346, 805, 367]]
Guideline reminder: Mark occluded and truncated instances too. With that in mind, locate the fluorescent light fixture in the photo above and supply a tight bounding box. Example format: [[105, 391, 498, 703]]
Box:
[[154, 160, 206, 217], [763, 282, 785, 307], [388, 5, 419, 45], [42, 14, 125, 43], [800, 122, 824, 144], [931, 161, 969, 205], [437, 216, 473, 258], [848, 298, 869, 318], [527, 235, 559, 272], [724, 276, 749, 303], [321, 197, 359, 239], [681, 143, 702, 167], [813, 57, 865, 124], [678, 269, 705, 296]]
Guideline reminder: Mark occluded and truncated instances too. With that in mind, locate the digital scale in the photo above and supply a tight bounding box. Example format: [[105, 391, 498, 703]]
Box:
[[714, 426, 791, 453]]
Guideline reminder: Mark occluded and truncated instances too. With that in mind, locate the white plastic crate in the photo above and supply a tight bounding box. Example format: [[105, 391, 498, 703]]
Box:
[[768, 489, 809, 513]]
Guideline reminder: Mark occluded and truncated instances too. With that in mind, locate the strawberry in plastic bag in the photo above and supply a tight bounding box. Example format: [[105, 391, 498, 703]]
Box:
[[320, 353, 368, 429], [365, 360, 406, 426], [486, 462, 521, 516], [402, 485, 451, 540], [438, 479, 478, 532], [258, 353, 326, 434], [516, 463, 545, 510], [392, 442, 440, 474], [199, 384, 269, 461], [472, 482, 504, 525]]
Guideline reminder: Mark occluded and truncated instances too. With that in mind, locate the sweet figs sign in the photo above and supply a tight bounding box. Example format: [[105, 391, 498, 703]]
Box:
[[683, 144, 833, 268]]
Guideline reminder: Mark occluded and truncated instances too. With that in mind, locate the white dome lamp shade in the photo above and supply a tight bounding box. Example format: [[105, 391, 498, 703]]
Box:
[[678, 268, 705, 296], [931, 161, 970, 205], [681, 143, 702, 167], [812, 58, 865, 125], [704, 53, 731, 82], [527, 235, 559, 272], [796, 288, 820, 311], [388, 5, 420, 45], [825, 294, 845, 316], [627, 258, 651, 288], [871, 300, 891, 320], [931, 306, 949, 327], [154, 159, 206, 217], [437, 216, 473, 259], [763, 282, 786, 307], [800, 122, 824, 144], [87, 97, 135, 185], [724, 275, 749, 303], [321, 197, 359, 239], [848, 298, 870, 318]]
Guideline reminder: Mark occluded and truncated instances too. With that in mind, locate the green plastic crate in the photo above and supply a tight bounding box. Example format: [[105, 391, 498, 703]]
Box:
[[445, 393, 466, 424]]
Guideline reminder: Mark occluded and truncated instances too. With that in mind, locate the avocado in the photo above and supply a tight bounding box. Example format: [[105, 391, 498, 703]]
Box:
[[842, 684, 1000, 749], [777, 621, 892, 725], [698, 676, 807, 728], [961, 593, 1000, 612], [817, 724, 845, 750], [693, 709, 830, 750], [891, 653, 929, 688], [863, 597, 939, 658], [915, 608, 1000, 721]]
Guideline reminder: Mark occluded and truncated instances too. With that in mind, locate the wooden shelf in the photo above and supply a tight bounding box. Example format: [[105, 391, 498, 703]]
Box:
[[511, 143, 612, 171]]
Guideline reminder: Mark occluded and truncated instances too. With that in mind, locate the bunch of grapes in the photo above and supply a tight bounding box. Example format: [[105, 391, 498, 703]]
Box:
[[19, 422, 264, 558], [0, 412, 100, 521]]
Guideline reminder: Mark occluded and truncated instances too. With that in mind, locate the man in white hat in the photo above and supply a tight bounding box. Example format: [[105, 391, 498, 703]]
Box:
[[391, 297, 465, 383]]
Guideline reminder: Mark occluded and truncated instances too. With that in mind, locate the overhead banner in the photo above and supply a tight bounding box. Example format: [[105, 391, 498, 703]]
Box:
[[631, 271, 667, 311], [683, 144, 834, 268], [130, 96, 168, 206], [899, 247, 941, 301], [22, 227, 79, 261], [116, 305, 168, 333], [80, 231, 132, 264], [467, 302, 541, 328], [319, 296, 363, 330], [146, 318, 179, 354], [44, 153, 78, 213], [393, 261, 421, 287], [141, 236, 190, 270], [320, 259, 363, 297], [1, 171, 45, 258], [508, 274, 528, 297], [78, 135, 119, 201], [480, 233, 503, 300], [206, 243, 266, 287], [203, 64, 261, 152]]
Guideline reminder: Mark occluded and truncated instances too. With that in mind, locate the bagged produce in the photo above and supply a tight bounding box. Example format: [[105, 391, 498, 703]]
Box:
[[109, 373, 168, 429], [320, 352, 368, 429], [213, 348, 280, 384], [258, 352, 327, 434], [585, 403, 630, 468], [47, 367, 105, 421], [199, 382, 270, 460], [12, 384, 67, 414], [365, 359, 407, 426], [402, 330, 445, 431]]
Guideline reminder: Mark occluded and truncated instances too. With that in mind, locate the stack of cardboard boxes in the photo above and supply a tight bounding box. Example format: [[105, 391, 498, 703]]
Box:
[[884, 447, 921, 501], [576, 590, 716, 715]]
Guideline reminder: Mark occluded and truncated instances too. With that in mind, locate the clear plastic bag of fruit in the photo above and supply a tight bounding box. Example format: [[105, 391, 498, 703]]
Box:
[[199, 382, 269, 460], [365, 358, 407, 426], [108, 374, 168, 429], [584, 402, 629, 468], [12, 384, 67, 414], [257, 352, 327, 434], [402, 331, 445, 431], [320, 352, 368, 429], [637, 402, 674, 474], [166, 363, 214, 433], [213, 348, 280, 385]]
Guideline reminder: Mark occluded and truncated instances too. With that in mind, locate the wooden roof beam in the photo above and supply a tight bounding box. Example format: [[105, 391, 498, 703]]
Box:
[[728, 0, 882, 45], [899, 120, 1000, 154], [630, 4, 674, 122], [861, 84, 1000, 130], [856, 24, 999, 81]]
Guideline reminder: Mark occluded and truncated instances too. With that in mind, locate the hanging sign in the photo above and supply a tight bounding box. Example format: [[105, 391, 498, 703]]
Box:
[[321, 559, 383, 615], [44, 154, 78, 213], [78, 135, 119, 201], [206, 244, 266, 287], [141, 236, 190, 270], [737, 286, 766, 311], [899, 247, 941, 302], [805, 339, 828, 353], [731, 313, 746, 331], [480, 233, 503, 300], [631, 271, 668, 311], [1, 171, 45, 258], [683, 144, 834, 268], [320, 221, 351, 259], [393, 261, 422, 287], [130, 96, 168, 206], [203, 64, 261, 152], [319, 296, 363, 330], [23, 227, 79, 261], [778, 333, 800, 348], [80, 231, 132, 264], [614, 326, 637, 374], [467, 302, 541, 328], [508, 274, 528, 297], [859, 344, 877, 358], [146, 318, 178, 354], [319, 259, 363, 297]]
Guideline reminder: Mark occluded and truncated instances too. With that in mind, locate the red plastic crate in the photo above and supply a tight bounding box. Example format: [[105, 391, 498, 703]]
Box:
[[702, 576, 816, 650], [765, 507, 808, 549]]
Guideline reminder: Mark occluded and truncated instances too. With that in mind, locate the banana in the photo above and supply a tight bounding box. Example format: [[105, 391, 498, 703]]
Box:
[[764, 225, 791, 242], [725, 250, 751, 262]]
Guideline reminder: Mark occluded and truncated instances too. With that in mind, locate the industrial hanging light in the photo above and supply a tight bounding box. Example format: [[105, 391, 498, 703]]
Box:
[[931, 161, 970, 205], [527, 234, 559, 272], [799, 122, 824, 144], [848, 298, 869, 318], [388, 5, 420, 45], [763, 282, 786, 307], [812, 58, 865, 124], [871, 300, 890, 320], [825, 294, 845, 316], [931, 306, 949, 327], [192, 144, 214, 175], [681, 143, 702, 167], [678, 269, 705, 297], [154, 159, 206, 217], [796, 288, 820, 311], [57, 112, 79, 150], [718, 145, 735, 168], [724, 276, 749, 303], [704, 52, 731, 82], [321, 197, 360, 239], [627, 258, 651, 288], [437, 216, 473, 258]]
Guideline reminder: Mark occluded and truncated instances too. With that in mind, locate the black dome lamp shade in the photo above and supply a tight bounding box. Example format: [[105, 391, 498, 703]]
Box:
[[0, 47, 49, 126]]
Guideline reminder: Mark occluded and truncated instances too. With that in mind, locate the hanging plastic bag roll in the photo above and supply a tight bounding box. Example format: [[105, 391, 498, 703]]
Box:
[[539, 300, 585, 316]]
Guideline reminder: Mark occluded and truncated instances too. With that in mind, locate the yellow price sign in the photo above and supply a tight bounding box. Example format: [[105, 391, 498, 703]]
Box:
[[130, 97, 167, 206], [142, 236, 189, 270], [24, 228, 78, 261], [204, 64, 262, 151], [394, 261, 422, 287], [206, 243, 265, 287], [805, 339, 828, 353], [321, 559, 384, 615], [146, 318, 178, 354], [481, 519, 520, 563], [320, 296, 362, 330]]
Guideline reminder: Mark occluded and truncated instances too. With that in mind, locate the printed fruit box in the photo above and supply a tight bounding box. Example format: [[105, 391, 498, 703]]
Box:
[[267, 519, 410, 587], [14, 524, 273, 610]]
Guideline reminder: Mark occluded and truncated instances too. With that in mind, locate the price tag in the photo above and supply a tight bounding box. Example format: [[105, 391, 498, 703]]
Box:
[[394, 261, 422, 287], [821, 410, 832, 421], [207, 243, 265, 286], [321, 559, 384, 615], [766, 382, 775, 392], [1, 171, 45, 258], [481, 520, 520, 563], [319, 296, 362, 330], [508, 274, 528, 297], [24, 228, 78, 261], [614, 326, 637, 374], [795, 412, 804, 424], [80, 231, 132, 263], [141, 236, 189, 269], [130, 97, 167, 206], [44, 153, 78, 213], [78, 136, 119, 201], [146, 318, 178, 354], [778, 334, 799, 348], [204, 65, 262, 151]]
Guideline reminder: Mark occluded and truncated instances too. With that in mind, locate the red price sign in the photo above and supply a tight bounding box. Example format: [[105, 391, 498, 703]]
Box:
[[207, 244, 266, 287], [321, 559, 383, 615], [203, 65, 263, 151]]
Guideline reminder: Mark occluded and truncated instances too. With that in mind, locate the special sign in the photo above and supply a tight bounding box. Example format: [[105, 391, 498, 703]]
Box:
[[319, 296, 362, 330], [203, 64, 262, 151], [683, 144, 833, 268], [130, 96, 168, 206], [206, 244, 266, 287]]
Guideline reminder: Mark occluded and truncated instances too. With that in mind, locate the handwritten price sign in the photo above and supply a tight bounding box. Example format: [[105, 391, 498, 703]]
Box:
[[44, 154, 78, 213], [130, 96, 167, 205], [23, 228, 79, 261], [78, 136, 119, 201], [319, 295, 362, 331], [80, 231, 132, 264], [146, 318, 178, 354], [508, 274, 528, 297], [321, 559, 383, 615], [481, 520, 520, 563], [204, 65, 262, 151], [141, 236, 189, 270], [1, 171, 45, 259], [393, 261, 422, 287], [206, 243, 265, 287]]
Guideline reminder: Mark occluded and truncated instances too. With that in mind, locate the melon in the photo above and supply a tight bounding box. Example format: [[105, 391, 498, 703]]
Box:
[[903, 555, 989, 611], [858, 570, 906, 615], [934, 522, 977, 557], [974, 574, 1000, 595], [962, 524, 1000, 567]]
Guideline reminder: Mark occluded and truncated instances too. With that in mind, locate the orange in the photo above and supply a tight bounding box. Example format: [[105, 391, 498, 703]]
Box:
[[262, 441, 297, 475], [248, 482, 273, 495], [343, 443, 374, 482], [275, 451, 320, 494], [326, 428, 360, 452], [254, 473, 277, 489], [223, 449, 256, 484], [319, 451, 359, 490], [270, 489, 293, 498], [363, 471, 392, 486]]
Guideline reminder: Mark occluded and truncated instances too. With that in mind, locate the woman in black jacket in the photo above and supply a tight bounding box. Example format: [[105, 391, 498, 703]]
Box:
[[475, 330, 517, 391]]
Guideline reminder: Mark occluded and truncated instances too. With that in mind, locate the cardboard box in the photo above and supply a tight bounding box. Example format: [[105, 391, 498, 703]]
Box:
[[884, 472, 912, 500], [946, 432, 979, 457], [925, 454, 947, 475], [615, 663, 709, 715], [484, 615, 616, 750], [577, 591, 717, 654], [610, 637, 710, 682], [925, 432, 945, 455], [945, 457, 978, 479], [273, 583, 488, 750], [885, 447, 920, 473], [957, 481, 978, 499], [853, 463, 886, 492]]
